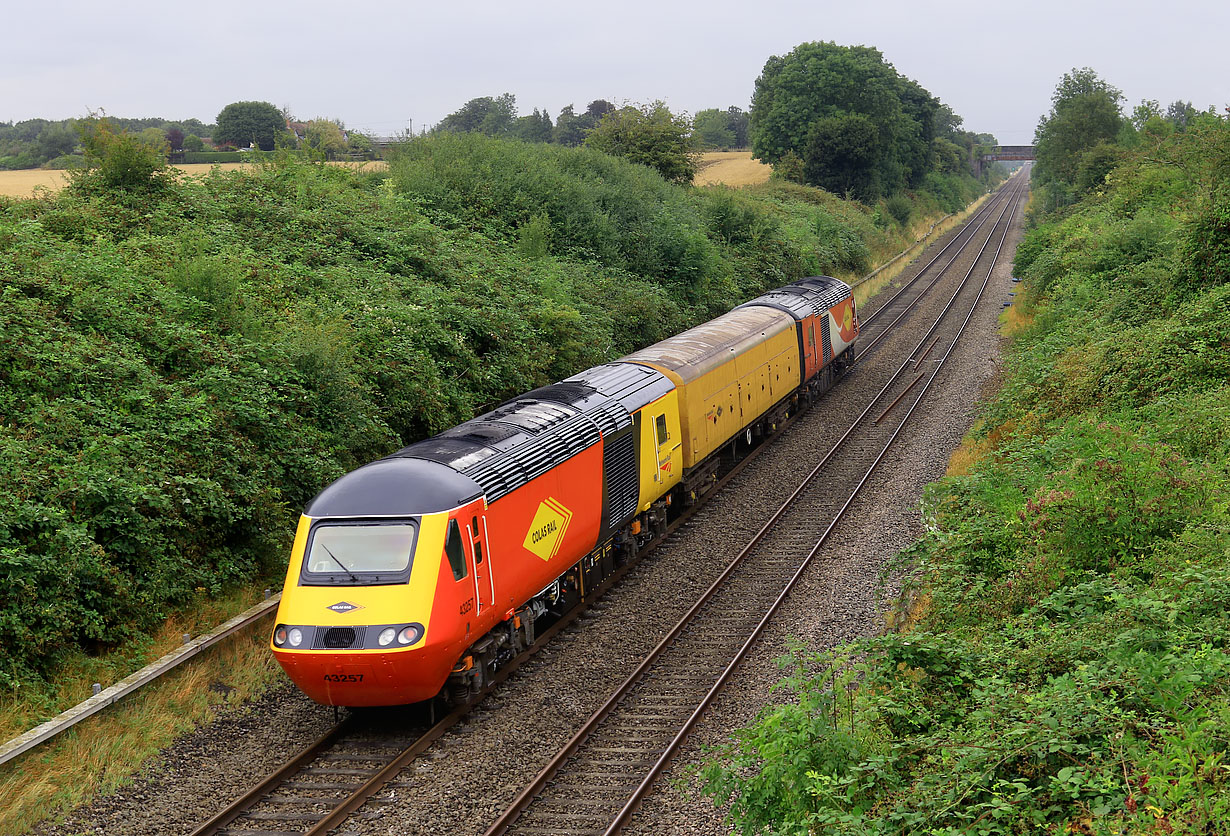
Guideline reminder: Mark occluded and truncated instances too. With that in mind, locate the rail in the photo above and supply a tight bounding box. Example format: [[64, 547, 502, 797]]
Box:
[[0, 594, 280, 768]]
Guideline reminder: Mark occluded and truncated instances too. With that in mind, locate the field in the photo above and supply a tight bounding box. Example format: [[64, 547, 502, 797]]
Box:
[[0, 161, 388, 198], [694, 150, 772, 187], [0, 156, 760, 197]]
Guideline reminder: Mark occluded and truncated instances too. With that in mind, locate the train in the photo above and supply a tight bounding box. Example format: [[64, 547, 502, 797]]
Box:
[[270, 277, 860, 707]]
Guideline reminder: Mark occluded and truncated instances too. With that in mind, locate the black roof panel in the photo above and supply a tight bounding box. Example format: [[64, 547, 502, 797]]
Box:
[[306, 457, 484, 517]]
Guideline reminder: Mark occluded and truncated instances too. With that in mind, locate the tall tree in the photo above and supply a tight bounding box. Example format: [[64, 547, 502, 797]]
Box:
[[585, 102, 697, 184], [214, 101, 286, 150], [693, 109, 736, 149], [726, 106, 750, 147], [586, 100, 616, 120], [436, 94, 517, 136], [1033, 68, 1124, 186], [512, 108, 553, 143], [748, 41, 939, 197], [35, 122, 78, 161], [552, 105, 590, 146]]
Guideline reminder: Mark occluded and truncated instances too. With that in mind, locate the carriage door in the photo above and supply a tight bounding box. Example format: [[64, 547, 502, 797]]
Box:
[[652, 413, 672, 482], [467, 514, 495, 613], [807, 320, 819, 377]]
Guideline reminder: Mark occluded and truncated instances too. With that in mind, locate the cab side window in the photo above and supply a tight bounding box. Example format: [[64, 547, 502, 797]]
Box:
[[444, 519, 467, 581], [655, 413, 669, 443]]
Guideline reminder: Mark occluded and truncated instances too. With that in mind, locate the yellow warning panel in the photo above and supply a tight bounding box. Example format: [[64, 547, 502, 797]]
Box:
[[523, 498, 573, 561]]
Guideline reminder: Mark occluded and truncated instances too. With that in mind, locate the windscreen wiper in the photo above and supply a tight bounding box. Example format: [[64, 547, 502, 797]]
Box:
[[320, 543, 360, 583]]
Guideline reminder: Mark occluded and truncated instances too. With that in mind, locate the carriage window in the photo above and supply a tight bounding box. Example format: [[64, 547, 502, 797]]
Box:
[[444, 519, 467, 581], [655, 414, 669, 443]]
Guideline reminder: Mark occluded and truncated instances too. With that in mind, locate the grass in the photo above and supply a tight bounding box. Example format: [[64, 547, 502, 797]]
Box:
[[850, 191, 990, 308], [0, 586, 288, 836]]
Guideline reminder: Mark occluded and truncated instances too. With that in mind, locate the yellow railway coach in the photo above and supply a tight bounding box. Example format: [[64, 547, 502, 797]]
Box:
[[622, 306, 800, 469]]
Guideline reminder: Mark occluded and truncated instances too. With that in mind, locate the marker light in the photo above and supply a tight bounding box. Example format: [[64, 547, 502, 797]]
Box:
[[274, 626, 287, 646], [398, 625, 422, 645], [288, 628, 304, 647], [378, 627, 397, 647]]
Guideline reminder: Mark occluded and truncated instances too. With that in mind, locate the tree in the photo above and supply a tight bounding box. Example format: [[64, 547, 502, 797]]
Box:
[[726, 106, 750, 147], [137, 127, 170, 154], [304, 119, 348, 157], [1165, 100, 1198, 131], [748, 41, 938, 196], [36, 122, 78, 161], [802, 114, 881, 198], [347, 131, 375, 158], [586, 100, 616, 120], [183, 134, 205, 153], [165, 127, 185, 151], [1033, 68, 1124, 186], [552, 105, 589, 146], [693, 109, 736, 149], [214, 100, 286, 151], [585, 102, 698, 184], [436, 94, 517, 136], [512, 108, 553, 143]]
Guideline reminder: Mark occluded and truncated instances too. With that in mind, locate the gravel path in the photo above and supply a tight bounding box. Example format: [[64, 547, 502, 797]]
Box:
[[25, 178, 1027, 836]]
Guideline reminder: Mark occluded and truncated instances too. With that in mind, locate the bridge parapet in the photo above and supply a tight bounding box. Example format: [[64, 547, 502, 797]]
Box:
[[982, 145, 1035, 161]]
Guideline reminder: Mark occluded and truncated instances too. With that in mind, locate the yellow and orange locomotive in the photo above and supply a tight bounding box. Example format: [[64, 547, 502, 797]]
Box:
[[271, 277, 858, 706]]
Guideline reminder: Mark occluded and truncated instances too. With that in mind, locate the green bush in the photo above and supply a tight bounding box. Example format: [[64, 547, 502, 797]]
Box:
[[41, 154, 86, 170], [181, 151, 244, 163]]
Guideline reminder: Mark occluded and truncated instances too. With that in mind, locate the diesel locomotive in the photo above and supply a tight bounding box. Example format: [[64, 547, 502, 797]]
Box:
[[271, 277, 859, 706]]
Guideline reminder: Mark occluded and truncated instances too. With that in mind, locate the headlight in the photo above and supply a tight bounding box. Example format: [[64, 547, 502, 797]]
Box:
[[398, 625, 422, 645], [274, 626, 287, 646], [288, 627, 304, 647], [378, 627, 397, 646]]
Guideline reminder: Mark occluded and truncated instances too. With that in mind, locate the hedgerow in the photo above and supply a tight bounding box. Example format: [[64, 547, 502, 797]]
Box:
[[700, 122, 1230, 832]]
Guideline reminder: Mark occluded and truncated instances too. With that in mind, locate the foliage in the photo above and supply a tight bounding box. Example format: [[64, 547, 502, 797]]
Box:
[[693, 107, 750, 150], [303, 118, 348, 157], [181, 151, 243, 163], [435, 93, 517, 136], [802, 114, 881, 199], [693, 109, 736, 150], [512, 108, 553, 143], [182, 134, 205, 153], [749, 41, 987, 200], [69, 116, 171, 194], [1034, 68, 1124, 188], [700, 112, 1230, 836], [213, 100, 286, 151], [584, 101, 698, 184], [165, 127, 185, 152]]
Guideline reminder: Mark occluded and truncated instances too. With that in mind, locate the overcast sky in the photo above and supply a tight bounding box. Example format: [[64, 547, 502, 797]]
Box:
[[4, 0, 1226, 144]]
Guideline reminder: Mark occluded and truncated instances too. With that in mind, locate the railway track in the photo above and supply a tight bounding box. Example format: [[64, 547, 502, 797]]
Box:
[[185, 171, 1028, 836], [482, 173, 1028, 836]]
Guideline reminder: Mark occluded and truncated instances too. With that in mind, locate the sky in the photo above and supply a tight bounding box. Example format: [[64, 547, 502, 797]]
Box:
[[3, 0, 1227, 145]]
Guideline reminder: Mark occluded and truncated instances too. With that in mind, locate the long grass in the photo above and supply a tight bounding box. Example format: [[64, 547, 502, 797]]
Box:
[[850, 192, 990, 307], [0, 587, 287, 835]]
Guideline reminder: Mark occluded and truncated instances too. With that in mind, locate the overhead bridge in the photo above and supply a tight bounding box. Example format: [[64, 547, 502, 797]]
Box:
[[982, 145, 1035, 162]]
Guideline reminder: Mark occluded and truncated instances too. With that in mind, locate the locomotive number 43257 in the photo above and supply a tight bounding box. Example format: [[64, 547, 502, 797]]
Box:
[[323, 673, 364, 683]]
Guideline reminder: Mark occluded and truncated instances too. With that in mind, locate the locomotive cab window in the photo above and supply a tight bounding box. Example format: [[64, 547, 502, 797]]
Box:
[[444, 519, 467, 581], [301, 520, 417, 586], [655, 414, 669, 443]]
